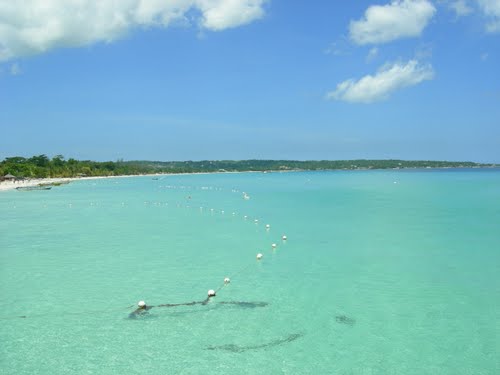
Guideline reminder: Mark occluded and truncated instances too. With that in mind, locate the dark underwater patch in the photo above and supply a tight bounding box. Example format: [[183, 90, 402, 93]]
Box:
[[335, 315, 356, 326], [206, 333, 303, 352]]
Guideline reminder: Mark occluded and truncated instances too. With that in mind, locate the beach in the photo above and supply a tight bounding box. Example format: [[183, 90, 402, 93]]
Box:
[[0, 174, 160, 192], [0, 177, 73, 191]]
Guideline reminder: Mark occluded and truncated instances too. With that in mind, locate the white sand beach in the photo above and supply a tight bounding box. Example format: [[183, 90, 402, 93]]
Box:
[[0, 173, 199, 192], [0, 177, 80, 192], [0, 175, 132, 192]]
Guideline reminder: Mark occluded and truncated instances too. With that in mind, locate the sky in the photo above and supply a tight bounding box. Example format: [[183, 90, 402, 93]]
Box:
[[0, 0, 499, 162]]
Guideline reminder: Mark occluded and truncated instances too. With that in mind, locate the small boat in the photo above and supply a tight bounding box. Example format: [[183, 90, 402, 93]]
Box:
[[16, 186, 52, 191]]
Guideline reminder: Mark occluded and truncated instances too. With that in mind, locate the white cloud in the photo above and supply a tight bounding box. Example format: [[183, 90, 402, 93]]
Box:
[[448, 0, 474, 16], [349, 0, 436, 45], [477, 0, 500, 32], [0, 0, 267, 61], [327, 59, 434, 103], [197, 0, 266, 30]]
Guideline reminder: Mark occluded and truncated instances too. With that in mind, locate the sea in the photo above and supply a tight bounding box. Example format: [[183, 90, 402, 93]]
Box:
[[0, 169, 499, 375]]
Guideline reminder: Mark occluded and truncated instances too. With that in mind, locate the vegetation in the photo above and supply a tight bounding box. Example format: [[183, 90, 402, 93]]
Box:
[[0, 155, 496, 179]]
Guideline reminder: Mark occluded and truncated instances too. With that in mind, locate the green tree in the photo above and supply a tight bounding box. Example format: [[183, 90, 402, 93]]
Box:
[[29, 154, 50, 167], [51, 154, 65, 167]]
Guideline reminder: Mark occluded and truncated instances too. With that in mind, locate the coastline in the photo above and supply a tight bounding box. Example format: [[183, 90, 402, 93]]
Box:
[[0, 171, 258, 192], [2, 166, 498, 193]]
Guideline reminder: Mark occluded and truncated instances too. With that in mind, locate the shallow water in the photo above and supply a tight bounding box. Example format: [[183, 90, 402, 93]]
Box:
[[1, 170, 499, 374]]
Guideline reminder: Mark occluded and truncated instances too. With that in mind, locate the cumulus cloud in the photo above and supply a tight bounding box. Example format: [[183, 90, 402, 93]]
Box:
[[477, 0, 500, 32], [349, 0, 436, 45], [327, 59, 434, 103], [0, 0, 266, 61], [197, 0, 266, 30]]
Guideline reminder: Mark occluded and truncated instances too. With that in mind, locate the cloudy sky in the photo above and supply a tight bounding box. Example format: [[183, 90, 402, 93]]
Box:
[[1, 0, 499, 162]]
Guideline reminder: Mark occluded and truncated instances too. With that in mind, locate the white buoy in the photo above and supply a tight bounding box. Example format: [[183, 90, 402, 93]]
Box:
[[224, 277, 231, 284], [138, 300, 146, 308], [208, 289, 216, 297], [254, 219, 259, 224], [272, 243, 277, 248], [256, 253, 263, 260], [244, 215, 248, 219], [282, 235, 287, 241], [266, 224, 270, 229]]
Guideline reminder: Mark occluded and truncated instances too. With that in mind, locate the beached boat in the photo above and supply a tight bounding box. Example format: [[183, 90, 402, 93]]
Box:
[[16, 186, 52, 191]]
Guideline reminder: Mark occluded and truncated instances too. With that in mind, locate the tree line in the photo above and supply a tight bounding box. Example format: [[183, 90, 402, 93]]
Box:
[[0, 155, 495, 179]]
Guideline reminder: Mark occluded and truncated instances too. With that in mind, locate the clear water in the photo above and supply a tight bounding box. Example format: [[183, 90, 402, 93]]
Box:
[[1, 170, 499, 374]]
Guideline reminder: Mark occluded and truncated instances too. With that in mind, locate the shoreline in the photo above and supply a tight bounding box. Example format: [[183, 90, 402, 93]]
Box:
[[0, 171, 258, 192], [0, 175, 139, 192], [1, 166, 498, 192]]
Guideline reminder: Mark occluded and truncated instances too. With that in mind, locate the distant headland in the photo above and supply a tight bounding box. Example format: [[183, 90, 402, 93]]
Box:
[[1, 155, 498, 180]]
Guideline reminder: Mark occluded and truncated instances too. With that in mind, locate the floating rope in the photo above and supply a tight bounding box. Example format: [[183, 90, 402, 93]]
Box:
[[1, 185, 288, 322], [127, 188, 286, 318], [128, 300, 270, 319]]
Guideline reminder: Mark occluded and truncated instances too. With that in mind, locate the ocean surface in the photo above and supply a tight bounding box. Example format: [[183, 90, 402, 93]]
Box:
[[1, 169, 499, 375]]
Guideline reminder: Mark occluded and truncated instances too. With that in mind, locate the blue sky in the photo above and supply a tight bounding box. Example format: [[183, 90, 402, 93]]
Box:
[[0, 0, 499, 162]]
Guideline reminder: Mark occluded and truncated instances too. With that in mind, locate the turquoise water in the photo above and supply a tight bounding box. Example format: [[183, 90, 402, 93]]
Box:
[[1, 170, 499, 374]]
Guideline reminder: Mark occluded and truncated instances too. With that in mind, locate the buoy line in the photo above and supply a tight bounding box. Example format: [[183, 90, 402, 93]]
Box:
[[3, 183, 289, 320], [128, 186, 289, 318]]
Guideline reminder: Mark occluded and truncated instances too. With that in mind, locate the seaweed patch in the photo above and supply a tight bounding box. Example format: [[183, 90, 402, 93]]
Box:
[[206, 333, 303, 352], [335, 315, 356, 326]]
